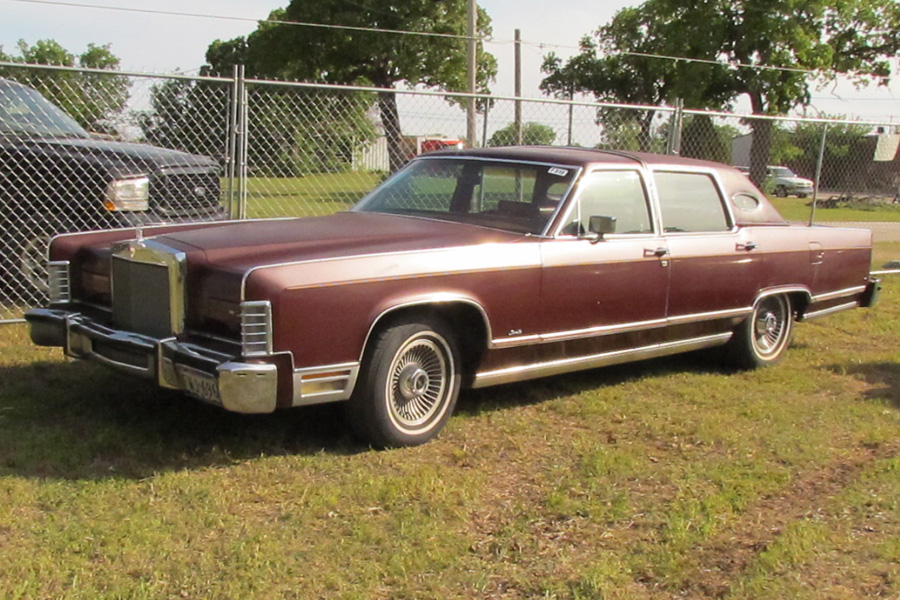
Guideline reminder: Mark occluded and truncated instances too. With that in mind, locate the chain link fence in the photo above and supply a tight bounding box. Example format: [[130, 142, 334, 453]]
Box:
[[2, 62, 898, 321]]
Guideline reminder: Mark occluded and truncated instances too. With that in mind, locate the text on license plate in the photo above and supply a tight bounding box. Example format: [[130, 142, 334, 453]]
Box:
[[178, 366, 222, 405]]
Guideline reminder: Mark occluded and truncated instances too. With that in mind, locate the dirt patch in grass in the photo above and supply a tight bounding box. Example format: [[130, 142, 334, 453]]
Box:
[[677, 442, 897, 598]]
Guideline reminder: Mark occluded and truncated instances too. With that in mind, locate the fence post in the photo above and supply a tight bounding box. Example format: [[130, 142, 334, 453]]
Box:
[[809, 123, 829, 226], [238, 70, 249, 220], [226, 65, 240, 219], [666, 98, 684, 155]]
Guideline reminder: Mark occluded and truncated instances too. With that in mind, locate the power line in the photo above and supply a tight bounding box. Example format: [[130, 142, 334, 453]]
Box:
[[9, 0, 894, 83], [502, 37, 893, 81], [8, 0, 486, 41]]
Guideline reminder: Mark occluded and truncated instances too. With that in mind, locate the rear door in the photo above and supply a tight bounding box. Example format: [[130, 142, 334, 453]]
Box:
[[653, 170, 761, 332]]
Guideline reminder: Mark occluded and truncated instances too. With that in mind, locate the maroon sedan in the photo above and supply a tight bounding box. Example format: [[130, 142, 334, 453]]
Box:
[[26, 147, 879, 447]]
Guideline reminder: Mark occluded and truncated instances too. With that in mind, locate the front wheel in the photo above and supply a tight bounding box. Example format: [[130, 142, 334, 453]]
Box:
[[347, 318, 461, 448], [725, 294, 793, 369]]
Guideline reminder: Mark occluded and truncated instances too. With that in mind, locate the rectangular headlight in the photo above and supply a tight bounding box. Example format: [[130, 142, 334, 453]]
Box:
[[105, 177, 150, 211]]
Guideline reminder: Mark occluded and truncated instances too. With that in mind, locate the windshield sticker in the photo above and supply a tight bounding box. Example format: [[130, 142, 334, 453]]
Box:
[[548, 167, 569, 177]]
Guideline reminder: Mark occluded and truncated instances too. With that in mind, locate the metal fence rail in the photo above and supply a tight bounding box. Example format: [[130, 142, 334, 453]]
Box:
[[2, 61, 898, 321]]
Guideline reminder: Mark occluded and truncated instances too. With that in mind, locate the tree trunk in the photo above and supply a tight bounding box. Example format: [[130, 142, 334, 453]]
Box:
[[378, 91, 406, 173], [639, 112, 655, 153], [747, 93, 771, 188]]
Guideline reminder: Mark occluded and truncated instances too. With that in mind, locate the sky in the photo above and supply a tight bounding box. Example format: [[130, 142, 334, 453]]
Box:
[[1, 0, 899, 124]]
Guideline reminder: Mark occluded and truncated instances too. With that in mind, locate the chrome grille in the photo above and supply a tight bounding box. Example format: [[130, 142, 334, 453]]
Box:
[[110, 239, 186, 339], [112, 257, 171, 338]]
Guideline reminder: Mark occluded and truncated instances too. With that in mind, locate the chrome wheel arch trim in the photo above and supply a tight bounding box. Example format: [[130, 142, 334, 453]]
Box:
[[753, 285, 811, 316], [359, 295, 494, 364]]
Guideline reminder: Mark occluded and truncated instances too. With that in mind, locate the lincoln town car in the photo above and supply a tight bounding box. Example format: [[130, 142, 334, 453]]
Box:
[[26, 147, 879, 447]]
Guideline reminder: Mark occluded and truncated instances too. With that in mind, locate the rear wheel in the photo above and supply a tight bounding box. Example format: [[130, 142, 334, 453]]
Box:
[[347, 317, 461, 448], [726, 294, 793, 369], [774, 185, 788, 197]]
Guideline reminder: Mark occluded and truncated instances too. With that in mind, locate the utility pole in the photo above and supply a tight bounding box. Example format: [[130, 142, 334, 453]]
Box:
[[466, 0, 477, 147]]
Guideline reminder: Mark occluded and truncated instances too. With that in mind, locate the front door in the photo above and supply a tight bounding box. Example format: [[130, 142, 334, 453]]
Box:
[[539, 169, 670, 357]]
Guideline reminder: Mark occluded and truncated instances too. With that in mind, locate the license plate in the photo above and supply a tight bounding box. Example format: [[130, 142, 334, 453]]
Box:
[[178, 365, 222, 405]]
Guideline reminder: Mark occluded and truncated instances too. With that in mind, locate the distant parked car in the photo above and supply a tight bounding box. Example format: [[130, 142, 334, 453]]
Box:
[[0, 78, 227, 295], [767, 166, 814, 198], [26, 147, 878, 447]]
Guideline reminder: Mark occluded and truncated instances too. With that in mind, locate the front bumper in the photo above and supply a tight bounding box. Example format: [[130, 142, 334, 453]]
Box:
[[25, 308, 278, 414], [783, 182, 814, 196]]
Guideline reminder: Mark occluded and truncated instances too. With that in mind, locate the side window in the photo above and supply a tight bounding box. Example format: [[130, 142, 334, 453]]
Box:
[[564, 170, 652, 235], [654, 172, 730, 233]]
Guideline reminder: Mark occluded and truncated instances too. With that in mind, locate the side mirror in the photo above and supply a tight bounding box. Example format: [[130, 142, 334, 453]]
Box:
[[588, 215, 616, 242]]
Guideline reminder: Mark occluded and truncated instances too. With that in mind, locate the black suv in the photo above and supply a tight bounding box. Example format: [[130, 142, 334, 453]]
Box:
[[0, 78, 227, 302]]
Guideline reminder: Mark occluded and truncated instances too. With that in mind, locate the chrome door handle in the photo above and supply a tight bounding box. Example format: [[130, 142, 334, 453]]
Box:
[[645, 247, 669, 257], [736, 241, 758, 252]]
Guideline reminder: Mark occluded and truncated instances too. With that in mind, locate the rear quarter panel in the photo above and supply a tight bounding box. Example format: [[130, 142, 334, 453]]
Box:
[[749, 224, 873, 294]]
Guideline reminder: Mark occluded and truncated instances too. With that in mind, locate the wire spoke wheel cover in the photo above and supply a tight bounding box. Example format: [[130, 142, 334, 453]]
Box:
[[386, 332, 453, 434], [725, 293, 793, 369], [751, 295, 791, 359], [348, 318, 461, 448]]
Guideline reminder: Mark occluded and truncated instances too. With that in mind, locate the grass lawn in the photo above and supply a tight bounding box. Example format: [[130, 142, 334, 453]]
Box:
[[770, 195, 900, 223], [0, 248, 898, 599], [244, 172, 383, 219]]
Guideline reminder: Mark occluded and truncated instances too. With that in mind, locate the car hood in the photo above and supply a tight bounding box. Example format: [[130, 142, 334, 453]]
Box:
[[155, 211, 528, 271], [3, 135, 217, 175]]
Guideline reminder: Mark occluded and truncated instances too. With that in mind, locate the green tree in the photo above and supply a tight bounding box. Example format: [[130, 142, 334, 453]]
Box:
[[680, 115, 739, 163], [789, 120, 873, 191], [541, 5, 732, 152], [541, 0, 900, 184], [0, 39, 129, 132], [137, 78, 230, 159], [488, 121, 556, 147], [204, 0, 497, 172]]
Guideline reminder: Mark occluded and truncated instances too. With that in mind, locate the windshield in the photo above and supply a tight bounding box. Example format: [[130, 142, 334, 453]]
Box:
[[0, 79, 90, 138], [352, 157, 578, 235]]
